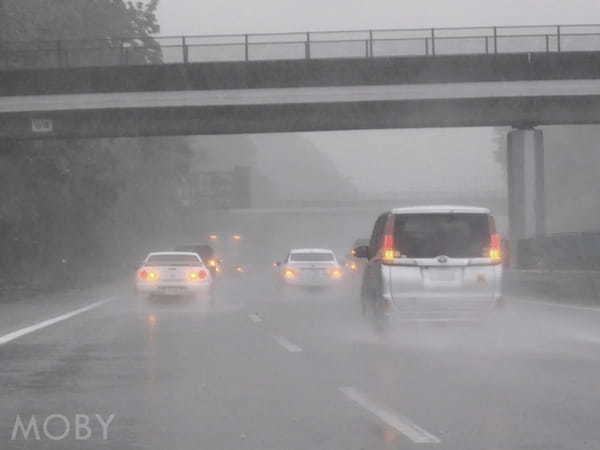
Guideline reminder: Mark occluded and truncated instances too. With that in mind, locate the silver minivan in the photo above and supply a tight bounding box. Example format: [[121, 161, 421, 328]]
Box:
[[355, 205, 503, 328]]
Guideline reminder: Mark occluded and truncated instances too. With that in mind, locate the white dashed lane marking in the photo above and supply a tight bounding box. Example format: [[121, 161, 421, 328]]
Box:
[[339, 386, 441, 444], [272, 335, 303, 353], [248, 313, 263, 323], [520, 298, 600, 313]]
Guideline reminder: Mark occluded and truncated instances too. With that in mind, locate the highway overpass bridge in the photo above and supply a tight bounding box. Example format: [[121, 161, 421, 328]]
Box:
[[2, 24, 600, 139], [2, 52, 600, 138], [2, 24, 600, 261]]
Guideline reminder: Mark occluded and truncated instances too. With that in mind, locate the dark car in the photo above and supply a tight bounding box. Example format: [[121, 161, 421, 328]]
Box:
[[174, 244, 222, 276], [345, 238, 369, 273]]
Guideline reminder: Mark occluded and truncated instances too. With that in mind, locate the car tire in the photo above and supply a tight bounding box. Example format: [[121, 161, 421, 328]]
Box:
[[372, 299, 390, 333], [359, 278, 371, 317]]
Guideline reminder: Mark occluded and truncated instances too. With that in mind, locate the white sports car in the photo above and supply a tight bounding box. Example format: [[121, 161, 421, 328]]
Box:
[[136, 252, 213, 298], [278, 248, 344, 287]]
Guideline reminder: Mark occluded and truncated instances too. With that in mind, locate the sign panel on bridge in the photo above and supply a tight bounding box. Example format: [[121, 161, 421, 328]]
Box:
[[31, 118, 53, 133]]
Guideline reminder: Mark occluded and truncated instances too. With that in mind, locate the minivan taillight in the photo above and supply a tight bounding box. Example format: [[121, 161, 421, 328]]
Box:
[[383, 235, 395, 262], [382, 214, 396, 263], [489, 233, 502, 262]]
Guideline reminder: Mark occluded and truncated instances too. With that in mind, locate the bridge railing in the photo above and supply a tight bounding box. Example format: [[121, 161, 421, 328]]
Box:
[[2, 24, 600, 70]]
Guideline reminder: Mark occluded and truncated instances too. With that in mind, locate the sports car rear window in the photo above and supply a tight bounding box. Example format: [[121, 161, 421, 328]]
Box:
[[290, 253, 335, 262], [145, 254, 202, 266]]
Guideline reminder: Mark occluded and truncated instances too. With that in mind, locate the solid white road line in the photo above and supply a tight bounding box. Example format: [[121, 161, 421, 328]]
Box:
[[339, 386, 441, 444], [519, 298, 600, 313], [272, 335, 303, 353], [3, 79, 600, 113], [0, 298, 114, 346], [571, 332, 600, 345], [248, 313, 263, 323]]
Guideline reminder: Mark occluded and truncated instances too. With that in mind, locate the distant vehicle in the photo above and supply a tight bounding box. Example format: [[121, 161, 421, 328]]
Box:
[[223, 233, 250, 277], [345, 238, 369, 273], [136, 252, 212, 298], [228, 263, 247, 277], [354, 206, 503, 330], [276, 248, 344, 288], [174, 244, 222, 277]]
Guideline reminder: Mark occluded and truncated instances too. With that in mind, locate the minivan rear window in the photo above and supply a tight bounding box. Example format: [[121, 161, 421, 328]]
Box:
[[393, 213, 490, 258], [290, 253, 334, 262]]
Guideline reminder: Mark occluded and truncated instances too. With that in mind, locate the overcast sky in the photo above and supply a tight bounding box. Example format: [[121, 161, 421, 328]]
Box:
[[158, 0, 600, 35], [157, 1, 598, 196]]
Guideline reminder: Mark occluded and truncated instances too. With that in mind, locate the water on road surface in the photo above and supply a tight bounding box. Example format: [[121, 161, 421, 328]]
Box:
[[1, 272, 599, 449]]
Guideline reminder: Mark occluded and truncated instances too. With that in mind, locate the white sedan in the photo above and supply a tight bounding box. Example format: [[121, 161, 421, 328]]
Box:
[[136, 252, 212, 298], [278, 248, 344, 287]]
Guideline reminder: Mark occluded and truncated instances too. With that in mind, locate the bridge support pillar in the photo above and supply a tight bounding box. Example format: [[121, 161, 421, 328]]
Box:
[[507, 128, 545, 268]]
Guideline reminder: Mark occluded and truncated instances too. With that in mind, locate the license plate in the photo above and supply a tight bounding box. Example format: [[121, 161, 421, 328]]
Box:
[[428, 269, 457, 282], [162, 287, 183, 294]]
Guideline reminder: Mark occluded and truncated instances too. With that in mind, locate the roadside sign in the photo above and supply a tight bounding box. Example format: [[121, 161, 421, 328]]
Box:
[[31, 118, 53, 133]]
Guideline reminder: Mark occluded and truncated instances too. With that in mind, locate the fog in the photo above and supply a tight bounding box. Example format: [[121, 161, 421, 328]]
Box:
[[158, 0, 600, 35]]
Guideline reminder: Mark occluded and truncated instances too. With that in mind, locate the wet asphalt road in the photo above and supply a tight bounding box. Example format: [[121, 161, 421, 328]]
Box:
[[1, 272, 600, 450]]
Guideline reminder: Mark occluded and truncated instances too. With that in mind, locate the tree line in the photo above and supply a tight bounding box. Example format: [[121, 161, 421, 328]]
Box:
[[0, 1, 201, 292]]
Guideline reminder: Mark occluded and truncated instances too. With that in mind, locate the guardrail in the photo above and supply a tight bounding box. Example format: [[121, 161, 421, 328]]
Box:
[[515, 231, 600, 270], [504, 269, 600, 304], [2, 24, 600, 70]]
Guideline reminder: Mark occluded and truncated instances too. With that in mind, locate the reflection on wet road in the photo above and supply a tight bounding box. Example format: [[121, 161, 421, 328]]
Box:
[[1, 272, 600, 449]]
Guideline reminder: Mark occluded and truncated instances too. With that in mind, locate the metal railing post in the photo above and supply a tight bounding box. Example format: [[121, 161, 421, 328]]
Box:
[[3, 23, 593, 69], [182, 36, 189, 63], [305, 32, 310, 59], [120, 39, 127, 64], [493, 26, 498, 53]]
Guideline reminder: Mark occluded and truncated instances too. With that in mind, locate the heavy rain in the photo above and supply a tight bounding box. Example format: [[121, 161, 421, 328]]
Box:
[[1, 1, 600, 449]]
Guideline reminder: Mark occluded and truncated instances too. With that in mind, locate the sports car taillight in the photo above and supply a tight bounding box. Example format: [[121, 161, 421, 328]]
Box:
[[188, 270, 207, 281], [328, 268, 343, 279], [139, 269, 158, 281], [284, 268, 297, 279]]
